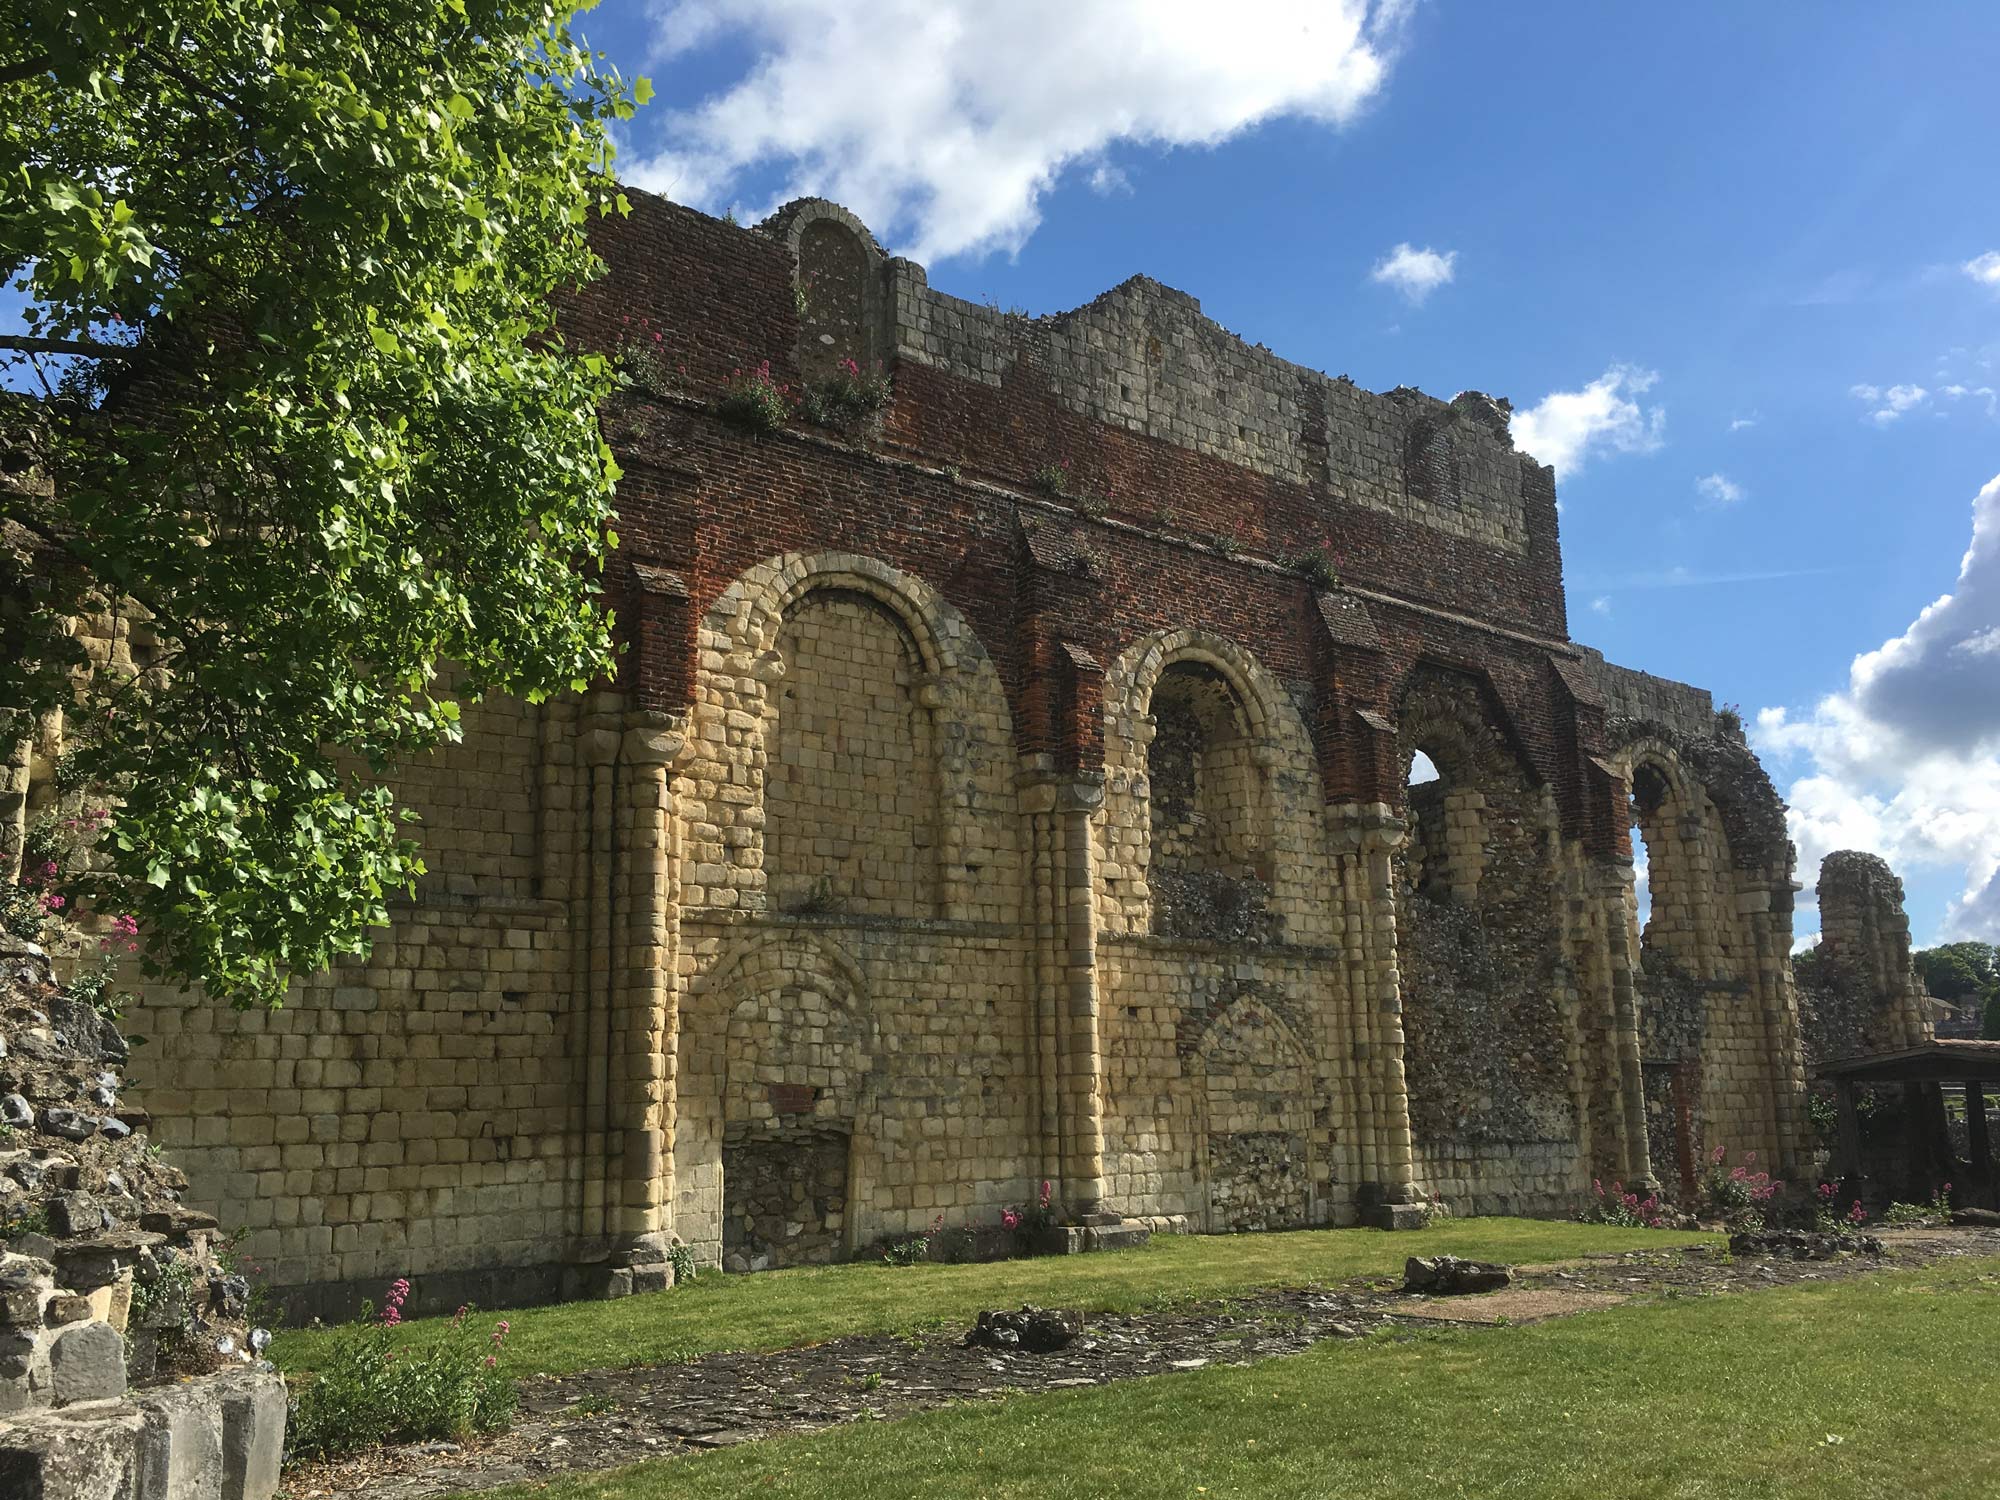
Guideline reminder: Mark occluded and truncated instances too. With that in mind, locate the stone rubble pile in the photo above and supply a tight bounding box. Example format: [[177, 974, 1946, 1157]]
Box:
[[1402, 1255, 1513, 1295], [962, 1306, 1083, 1353], [0, 934, 286, 1499], [1726, 1230, 1886, 1260]]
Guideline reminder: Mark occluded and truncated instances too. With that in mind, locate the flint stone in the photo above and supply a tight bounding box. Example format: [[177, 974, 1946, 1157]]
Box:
[[9, 1158, 48, 1191], [39, 1109, 94, 1144], [0, 1095, 31, 1129], [44, 1294, 91, 1327], [964, 1305, 1083, 1353], [1403, 1255, 1512, 1295], [210, 1275, 249, 1319], [48, 1320, 124, 1405], [48, 1194, 100, 1239], [96, 1118, 131, 1143], [12, 1232, 58, 1261]]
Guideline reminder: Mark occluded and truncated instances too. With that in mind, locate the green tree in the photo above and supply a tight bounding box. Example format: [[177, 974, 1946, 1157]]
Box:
[[1, 1, 646, 1004], [1914, 942, 1998, 1002], [1984, 993, 2000, 1043]]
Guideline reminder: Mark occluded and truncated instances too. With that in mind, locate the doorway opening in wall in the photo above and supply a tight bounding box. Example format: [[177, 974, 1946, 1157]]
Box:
[[720, 1129, 851, 1272]]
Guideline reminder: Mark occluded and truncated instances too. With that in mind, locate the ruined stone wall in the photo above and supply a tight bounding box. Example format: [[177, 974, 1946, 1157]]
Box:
[[1797, 850, 1933, 1066], [1605, 720, 1811, 1195], [5, 190, 1832, 1303]]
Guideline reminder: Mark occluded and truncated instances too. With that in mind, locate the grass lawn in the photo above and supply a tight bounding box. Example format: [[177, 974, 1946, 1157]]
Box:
[[464, 1255, 2000, 1500], [275, 1219, 1712, 1378]]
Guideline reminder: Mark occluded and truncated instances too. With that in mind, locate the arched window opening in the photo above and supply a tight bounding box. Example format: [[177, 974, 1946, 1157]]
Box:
[[1403, 743, 1483, 906], [796, 218, 870, 379], [1146, 661, 1272, 943]]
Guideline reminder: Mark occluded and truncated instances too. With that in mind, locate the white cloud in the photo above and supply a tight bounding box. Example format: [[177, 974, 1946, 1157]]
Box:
[[1370, 242, 1457, 304], [1850, 382, 1930, 425], [1966, 250, 2000, 289], [1086, 162, 1132, 197], [1695, 472, 1745, 507], [1589, 595, 1612, 616], [1509, 364, 1666, 479], [625, 0, 1414, 263], [1754, 473, 2000, 941], [1729, 414, 1760, 432]]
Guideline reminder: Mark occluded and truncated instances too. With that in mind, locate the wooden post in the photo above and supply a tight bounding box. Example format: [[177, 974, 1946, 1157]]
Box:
[[1968, 1082, 1993, 1209], [1834, 1077, 1863, 1188]]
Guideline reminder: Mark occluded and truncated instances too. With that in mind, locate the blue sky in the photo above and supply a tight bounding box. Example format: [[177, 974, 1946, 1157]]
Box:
[[13, 3, 1998, 943]]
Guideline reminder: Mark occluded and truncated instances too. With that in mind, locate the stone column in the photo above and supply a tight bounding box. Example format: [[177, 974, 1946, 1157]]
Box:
[[1328, 800, 1417, 1221], [609, 712, 688, 1264], [1601, 863, 1656, 1189], [576, 700, 623, 1249], [1022, 769, 1107, 1216]]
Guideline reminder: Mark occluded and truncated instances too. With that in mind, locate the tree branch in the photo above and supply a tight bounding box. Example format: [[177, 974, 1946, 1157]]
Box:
[[0, 54, 53, 86], [0, 335, 141, 360]]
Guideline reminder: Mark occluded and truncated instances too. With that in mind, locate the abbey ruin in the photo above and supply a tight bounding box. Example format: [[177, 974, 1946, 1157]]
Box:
[[8, 194, 1939, 1314]]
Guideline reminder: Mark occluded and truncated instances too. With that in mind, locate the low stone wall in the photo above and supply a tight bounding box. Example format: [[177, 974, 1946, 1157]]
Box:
[[0, 1249, 285, 1500]]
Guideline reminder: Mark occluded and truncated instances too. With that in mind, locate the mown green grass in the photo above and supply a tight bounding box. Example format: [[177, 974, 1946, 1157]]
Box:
[[463, 1255, 2000, 1500], [274, 1218, 1713, 1378]]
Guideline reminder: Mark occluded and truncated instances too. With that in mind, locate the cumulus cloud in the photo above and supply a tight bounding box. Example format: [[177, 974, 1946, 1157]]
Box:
[[1967, 250, 2000, 289], [1754, 473, 2000, 940], [1509, 364, 1666, 479], [625, 0, 1415, 263], [1695, 472, 1744, 507], [1370, 242, 1457, 304], [1589, 595, 1612, 616], [1851, 382, 1930, 425]]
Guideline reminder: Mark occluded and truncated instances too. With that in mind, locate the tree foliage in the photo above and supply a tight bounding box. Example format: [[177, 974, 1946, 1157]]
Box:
[[1913, 942, 1998, 1003], [1, 0, 645, 1004]]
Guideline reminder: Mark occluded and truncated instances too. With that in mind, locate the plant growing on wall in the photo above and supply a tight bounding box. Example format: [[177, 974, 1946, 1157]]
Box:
[[0, 0, 648, 1006], [716, 361, 792, 433], [1282, 538, 1343, 589], [796, 357, 893, 432]]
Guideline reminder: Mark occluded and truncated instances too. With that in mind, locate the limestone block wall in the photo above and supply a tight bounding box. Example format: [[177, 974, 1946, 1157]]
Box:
[[1095, 940, 1356, 1229], [9, 191, 1845, 1303], [673, 919, 1038, 1263], [121, 694, 591, 1312], [882, 259, 1533, 554]]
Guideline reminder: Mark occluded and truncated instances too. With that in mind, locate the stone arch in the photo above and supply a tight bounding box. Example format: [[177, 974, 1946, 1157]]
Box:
[[1189, 996, 1316, 1231], [689, 930, 881, 1270], [1099, 628, 1328, 943], [1606, 735, 1763, 1199], [1394, 662, 1541, 907], [686, 551, 1022, 925], [760, 198, 887, 380], [1610, 736, 1750, 982]]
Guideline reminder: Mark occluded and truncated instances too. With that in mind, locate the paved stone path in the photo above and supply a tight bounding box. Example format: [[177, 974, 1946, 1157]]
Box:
[[281, 1228, 2000, 1500]]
